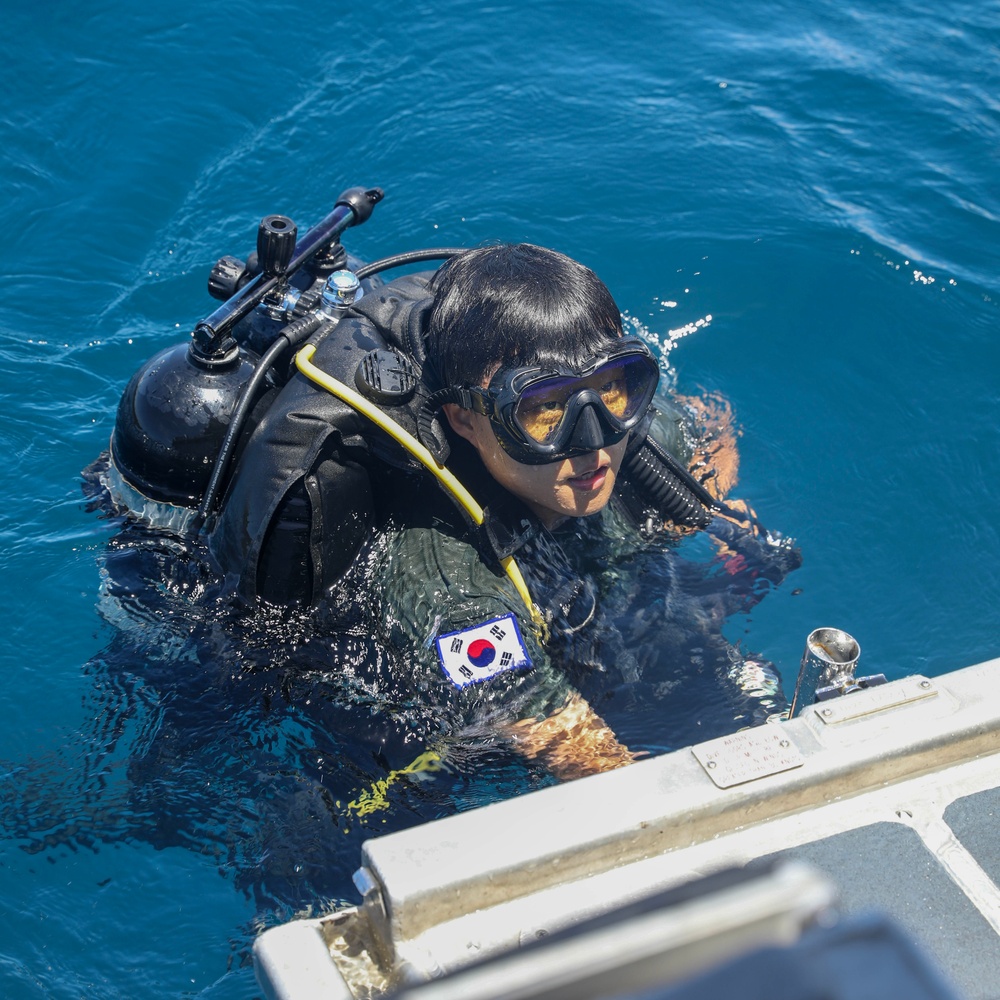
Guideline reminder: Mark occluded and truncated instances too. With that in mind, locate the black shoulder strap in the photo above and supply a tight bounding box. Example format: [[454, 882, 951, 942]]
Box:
[[351, 273, 435, 363]]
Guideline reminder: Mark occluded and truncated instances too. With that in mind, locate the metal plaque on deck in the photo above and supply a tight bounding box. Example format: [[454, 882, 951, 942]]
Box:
[[692, 727, 805, 789]]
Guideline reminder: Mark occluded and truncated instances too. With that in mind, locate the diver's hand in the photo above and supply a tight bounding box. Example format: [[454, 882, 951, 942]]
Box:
[[503, 692, 642, 780], [706, 509, 802, 590]]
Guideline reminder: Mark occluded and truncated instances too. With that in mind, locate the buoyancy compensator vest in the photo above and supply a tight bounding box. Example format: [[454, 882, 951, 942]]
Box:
[[209, 273, 443, 605], [106, 187, 731, 610]]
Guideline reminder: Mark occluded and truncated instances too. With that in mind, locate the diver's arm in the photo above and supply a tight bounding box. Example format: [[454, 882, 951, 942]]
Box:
[[503, 692, 639, 779], [679, 393, 741, 503], [682, 397, 802, 598]]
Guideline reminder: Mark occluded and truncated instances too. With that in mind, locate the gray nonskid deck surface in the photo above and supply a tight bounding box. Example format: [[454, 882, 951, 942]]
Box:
[[761, 823, 1000, 999], [947, 787, 1000, 887]]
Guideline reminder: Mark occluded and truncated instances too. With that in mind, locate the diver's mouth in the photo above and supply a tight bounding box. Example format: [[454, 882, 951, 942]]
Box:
[[566, 464, 610, 492]]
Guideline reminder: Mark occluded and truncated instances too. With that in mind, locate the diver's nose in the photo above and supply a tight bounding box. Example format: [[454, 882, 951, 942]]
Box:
[[568, 404, 607, 454]]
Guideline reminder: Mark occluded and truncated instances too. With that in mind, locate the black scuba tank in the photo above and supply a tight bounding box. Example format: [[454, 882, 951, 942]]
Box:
[[106, 187, 385, 519], [110, 341, 262, 508]]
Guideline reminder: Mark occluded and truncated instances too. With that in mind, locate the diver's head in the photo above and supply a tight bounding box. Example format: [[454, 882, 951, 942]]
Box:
[[426, 243, 626, 389], [427, 244, 660, 526]]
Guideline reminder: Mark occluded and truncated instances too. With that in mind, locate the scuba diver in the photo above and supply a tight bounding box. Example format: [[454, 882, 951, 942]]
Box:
[[102, 190, 800, 787]]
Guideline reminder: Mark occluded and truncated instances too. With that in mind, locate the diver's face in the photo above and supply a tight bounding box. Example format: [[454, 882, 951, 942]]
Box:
[[442, 405, 627, 529]]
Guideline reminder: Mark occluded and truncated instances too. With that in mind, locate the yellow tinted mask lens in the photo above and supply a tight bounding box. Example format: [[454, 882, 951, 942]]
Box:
[[513, 357, 650, 444], [472, 340, 659, 464], [591, 365, 628, 417], [517, 390, 570, 443]]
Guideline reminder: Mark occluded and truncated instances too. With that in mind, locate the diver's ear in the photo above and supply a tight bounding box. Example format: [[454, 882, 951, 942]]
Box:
[[442, 403, 481, 446]]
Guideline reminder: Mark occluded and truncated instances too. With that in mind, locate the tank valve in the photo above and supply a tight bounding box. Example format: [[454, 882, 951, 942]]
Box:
[[322, 269, 362, 312]]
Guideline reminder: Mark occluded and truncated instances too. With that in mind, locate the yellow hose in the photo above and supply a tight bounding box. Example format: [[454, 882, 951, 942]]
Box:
[[295, 344, 540, 624]]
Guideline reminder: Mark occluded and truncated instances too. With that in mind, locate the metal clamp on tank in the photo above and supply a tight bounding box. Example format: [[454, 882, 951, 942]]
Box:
[[256, 214, 299, 320], [788, 628, 887, 718]]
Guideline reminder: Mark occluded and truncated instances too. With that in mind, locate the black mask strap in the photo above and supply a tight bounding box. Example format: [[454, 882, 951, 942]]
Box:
[[416, 387, 465, 464]]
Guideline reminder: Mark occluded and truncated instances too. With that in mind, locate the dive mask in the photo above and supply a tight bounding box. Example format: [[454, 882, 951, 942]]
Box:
[[461, 337, 660, 464]]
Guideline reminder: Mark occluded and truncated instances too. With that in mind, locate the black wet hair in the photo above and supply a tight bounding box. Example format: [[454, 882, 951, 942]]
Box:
[[425, 243, 624, 388]]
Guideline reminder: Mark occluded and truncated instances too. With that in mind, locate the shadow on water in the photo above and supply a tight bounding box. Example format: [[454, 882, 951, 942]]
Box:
[[0, 450, 799, 958]]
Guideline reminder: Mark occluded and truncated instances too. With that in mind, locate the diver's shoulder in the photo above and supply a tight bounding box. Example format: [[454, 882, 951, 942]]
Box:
[[379, 521, 517, 609]]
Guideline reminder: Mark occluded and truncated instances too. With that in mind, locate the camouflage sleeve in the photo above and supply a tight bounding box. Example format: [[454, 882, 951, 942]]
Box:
[[374, 524, 576, 729]]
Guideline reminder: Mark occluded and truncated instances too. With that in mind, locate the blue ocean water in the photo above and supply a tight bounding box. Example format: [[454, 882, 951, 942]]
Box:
[[1, 1, 998, 996]]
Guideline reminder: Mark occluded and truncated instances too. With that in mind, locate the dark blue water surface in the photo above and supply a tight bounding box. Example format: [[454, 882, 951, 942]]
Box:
[[2, 2, 998, 996]]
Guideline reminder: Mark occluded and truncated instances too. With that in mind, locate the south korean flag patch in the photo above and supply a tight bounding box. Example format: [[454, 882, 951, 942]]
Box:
[[435, 613, 533, 688]]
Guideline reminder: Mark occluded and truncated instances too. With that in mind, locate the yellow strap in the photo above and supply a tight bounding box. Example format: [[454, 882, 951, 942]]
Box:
[[344, 750, 444, 818], [295, 344, 541, 624]]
